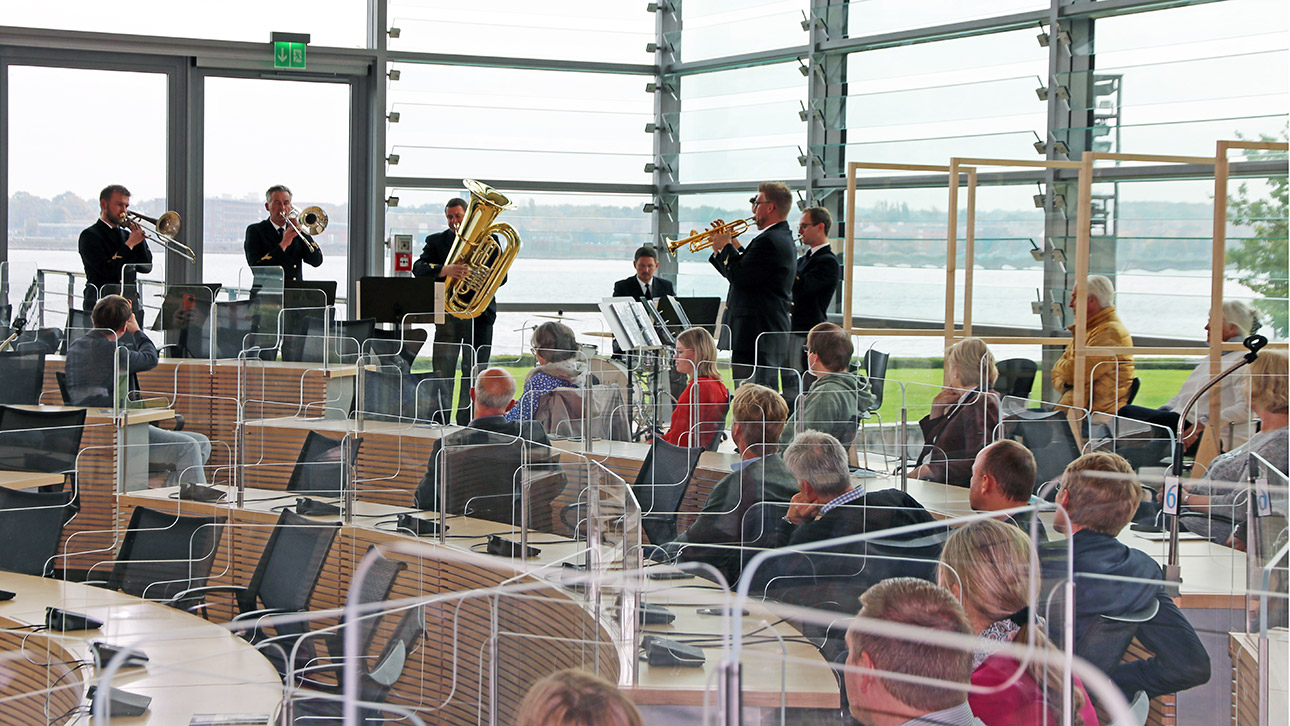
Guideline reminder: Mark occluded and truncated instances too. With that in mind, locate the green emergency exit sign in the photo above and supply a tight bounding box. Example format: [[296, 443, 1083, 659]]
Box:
[[274, 41, 306, 69], [270, 32, 311, 70]]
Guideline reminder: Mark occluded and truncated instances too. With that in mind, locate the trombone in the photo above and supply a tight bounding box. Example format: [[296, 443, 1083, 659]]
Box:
[[122, 210, 196, 263], [664, 216, 755, 255], [285, 205, 328, 253]]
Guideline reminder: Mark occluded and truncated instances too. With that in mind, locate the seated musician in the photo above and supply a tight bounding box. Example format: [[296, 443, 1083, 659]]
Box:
[[611, 245, 675, 302], [909, 337, 1001, 488], [505, 321, 584, 423], [746, 430, 935, 604], [778, 323, 873, 448], [658, 383, 798, 582], [414, 368, 556, 525], [657, 326, 729, 450], [65, 295, 211, 489]]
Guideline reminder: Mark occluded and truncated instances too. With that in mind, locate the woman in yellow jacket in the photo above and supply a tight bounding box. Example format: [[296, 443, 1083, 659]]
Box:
[[1051, 274, 1135, 417]]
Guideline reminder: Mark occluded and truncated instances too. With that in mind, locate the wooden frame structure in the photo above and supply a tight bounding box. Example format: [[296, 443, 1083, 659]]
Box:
[[841, 142, 1288, 437]]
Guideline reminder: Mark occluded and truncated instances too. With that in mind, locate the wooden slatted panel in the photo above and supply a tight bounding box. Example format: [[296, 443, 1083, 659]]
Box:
[[1126, 639, 1175, 726], [0, 626, 83, 725], [59, 420, 124, 575], [119, 494, 621, 726], [1229, 634, 1258, 726]]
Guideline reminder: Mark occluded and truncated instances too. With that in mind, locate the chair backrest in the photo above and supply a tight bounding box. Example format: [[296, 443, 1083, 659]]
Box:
[[992, 358, 1038, 400], [63, 309, 93, 355], [1126, 377, 1142, 406], [436, 434, 546, 526], [13, 328, 63, 356], [0, 488, 74, 577], [0, 352, 46, 405], [360, 605, 426, 711], [108, 506, 227, 601], [54, 371, 72, 405], [212, 299, 260, 359], [862, 349, 889, 412], [244, 509, 340, 614], [1074, 599, 1159, 677], [298, 317, 376, 364], [703, 399, 731, 452], [0, 405, 87, 474], [325, 545, 408, 660], [1003, 408, 1081, 492], [633, 439, 703, 545], [534, 387, 584, 439], [285, 431, 361, 496]]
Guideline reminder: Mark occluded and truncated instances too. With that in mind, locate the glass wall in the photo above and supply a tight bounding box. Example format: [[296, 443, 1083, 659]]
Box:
[[203, 76, 352, 293], [6, 65, 168, 324]]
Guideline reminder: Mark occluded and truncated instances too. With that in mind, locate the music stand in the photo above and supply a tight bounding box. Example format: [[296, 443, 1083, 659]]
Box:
[[356, 277, 443, 325]]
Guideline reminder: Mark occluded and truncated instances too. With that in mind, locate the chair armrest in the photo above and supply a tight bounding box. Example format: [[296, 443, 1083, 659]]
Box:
[[166, 584, 248, 613]]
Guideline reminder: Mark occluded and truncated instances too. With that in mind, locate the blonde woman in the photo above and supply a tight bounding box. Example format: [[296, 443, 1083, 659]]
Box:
[[939, 519, 1099, 726], [660, 326, 730, 449], [516, 669, 644, 726], [911, 338, 1001, 487]]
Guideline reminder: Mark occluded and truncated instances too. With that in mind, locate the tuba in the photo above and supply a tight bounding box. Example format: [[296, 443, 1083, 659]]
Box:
[[442, 179, 522, 319]]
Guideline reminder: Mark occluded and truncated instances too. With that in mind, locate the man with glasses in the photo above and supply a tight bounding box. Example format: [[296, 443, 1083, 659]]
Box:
[[785, 206, 840, 406], [708, 181, 797, 387]]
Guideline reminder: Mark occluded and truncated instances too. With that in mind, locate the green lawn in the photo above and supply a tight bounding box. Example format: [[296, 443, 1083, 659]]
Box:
[[458, 361, 1191, 423]]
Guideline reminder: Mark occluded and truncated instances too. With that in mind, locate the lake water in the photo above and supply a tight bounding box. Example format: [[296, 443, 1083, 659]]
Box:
[[4, 249, 1259, 359]]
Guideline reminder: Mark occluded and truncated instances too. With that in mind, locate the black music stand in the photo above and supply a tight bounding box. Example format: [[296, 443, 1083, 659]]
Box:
[[356, 277, 441, 325]]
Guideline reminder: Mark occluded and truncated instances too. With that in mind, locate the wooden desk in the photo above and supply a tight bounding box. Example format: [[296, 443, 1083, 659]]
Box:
[[1230, 629, 1288, 726], [118, 486, 841, 715], [0, 470, 65, 490], [0, 571, 282, 724]]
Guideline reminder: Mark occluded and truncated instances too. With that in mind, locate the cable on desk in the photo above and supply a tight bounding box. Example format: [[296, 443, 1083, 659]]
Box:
[[44, 661, 89, 724]]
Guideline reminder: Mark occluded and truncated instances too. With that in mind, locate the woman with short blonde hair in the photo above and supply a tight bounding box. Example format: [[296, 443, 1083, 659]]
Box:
[[660, 327, 730, 449], [910, 337, 1002, 487]]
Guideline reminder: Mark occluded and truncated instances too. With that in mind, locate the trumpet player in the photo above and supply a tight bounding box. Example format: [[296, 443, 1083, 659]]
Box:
[[708, 181, 796, 387], [244, 184, 323, 282], [79, 184, 153, 325]]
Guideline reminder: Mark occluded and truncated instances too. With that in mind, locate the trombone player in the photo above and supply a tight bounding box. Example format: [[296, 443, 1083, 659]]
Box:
[[79, 184, 153, 325], [708, 181, 796, 387], [244, 184, 324, 282]]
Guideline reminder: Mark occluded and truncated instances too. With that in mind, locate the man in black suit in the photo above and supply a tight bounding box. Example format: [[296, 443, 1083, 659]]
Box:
[[611, 246, 675, 302], [784, 207, 840, 404], [414, 368, 559, 527], [243, 184, 323, 283], [709, 181, 796, 387], [78, 184, 153, 325], [413, 196, 505, 425]]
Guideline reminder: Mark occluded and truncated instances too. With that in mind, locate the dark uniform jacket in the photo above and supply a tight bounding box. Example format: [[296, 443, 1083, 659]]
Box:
[[243, 218, 322, 283]]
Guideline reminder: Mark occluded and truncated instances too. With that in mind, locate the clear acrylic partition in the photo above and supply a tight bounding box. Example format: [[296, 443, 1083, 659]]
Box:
[[730, 510, 1135, 726]]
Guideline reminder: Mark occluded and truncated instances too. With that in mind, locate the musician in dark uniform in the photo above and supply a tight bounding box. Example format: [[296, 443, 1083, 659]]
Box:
[[243, 184, 323, 282], [784, 206, 841, 404], [611, 246, 675, 302], [79, 184, 153, 325], [708, 181, 797, 387], [413, 196, 504, 425]]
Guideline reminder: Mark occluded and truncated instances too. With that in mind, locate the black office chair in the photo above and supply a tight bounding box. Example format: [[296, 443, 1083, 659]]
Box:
[[295, 317, 377, 365], [1003, 408, 1082, 495], [101, 506, 227, 602], [437, 438, 564, 528], [992, 358, 1038, 401], [62, 309, 93, 355], [1073, 599, 1160, 677], [0, 405, 87, 479], [703, 399, 731, 452], [0, 488, 75, 577], [168, 510, 339, 630], [261, 545, 406, 681], [286, 431, 363, 497], [290, 603, 426, 725], [12, 328, 63, 356], [861, 349, 890, 413], [631, 439, 704, 546], [0, 351, 46, 405]]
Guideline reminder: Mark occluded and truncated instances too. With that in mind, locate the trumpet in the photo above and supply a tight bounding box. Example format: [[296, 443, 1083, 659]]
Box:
[[121, 210, 196, 263], [664, 216, 755, 255], [285, 205, 328, 252]]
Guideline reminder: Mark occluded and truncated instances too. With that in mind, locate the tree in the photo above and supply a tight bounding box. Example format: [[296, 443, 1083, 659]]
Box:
[[1227, 130, 1288, 337]]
